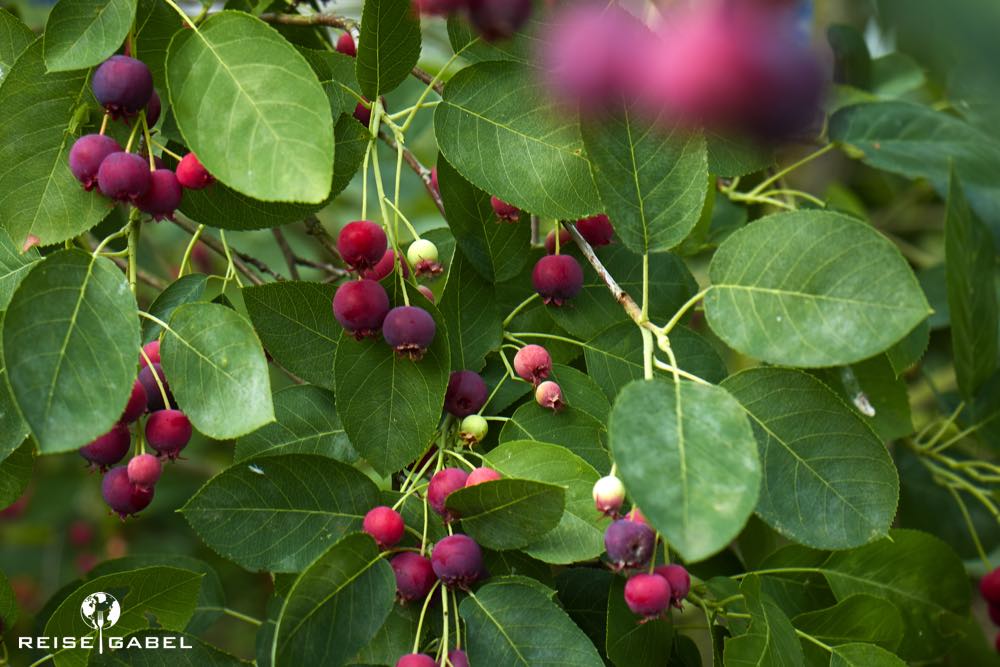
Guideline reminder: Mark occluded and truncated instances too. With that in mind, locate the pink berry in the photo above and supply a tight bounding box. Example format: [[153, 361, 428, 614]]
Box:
[[448, 650, 470, 667], [363, 506, 405, 549], [382, 306, 436, 360], [576, 214, 614, 246], [982, 569, 1000, 604], [654, 564, 691, 607], [337, 33, 356, 57], [414, 0, 465, 16], [626, 507, 648, 525], [126, 454, 161, 491], [140, 340, 161, 368], [624, 573, 672, 618], [416, 285, 435, 303], [176, 153, 215, 190], [431, 534, 483, 589], [79, 423, 131, 470], [120, 379, 147, 423], [466, 467, 501, 487], [604, 518, 655, 569], [135, 169, 182, 221], [532, 255, 583, 306], [338, 221, 387, 271], [101, 466, 154, 519], [333, 279, 390, 339], [354, 98, 373, 127], [490, 196, 519, 222], [92, 55, 153, 118], [513, 345, 552, 385], [68, 134, 122, 190], [535, 381, 564, 411], [444, 371, 489, 418], [544, 229, 572, 255], [145, 409, 192, 460], [427, 467, 469, 520], [97, 152, 151, 203], [395, 654, 436, 667], [391, 552, 437, 602]]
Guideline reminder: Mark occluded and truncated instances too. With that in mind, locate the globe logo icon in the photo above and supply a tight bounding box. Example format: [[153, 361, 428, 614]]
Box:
[[80, 592, 121, 653]]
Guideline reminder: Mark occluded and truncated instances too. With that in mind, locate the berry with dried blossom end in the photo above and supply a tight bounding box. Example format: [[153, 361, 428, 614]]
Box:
[[458, 414, 488, 445], [490, 195, 519, 222], [444, 370, 489, 418], [535, 381, 564, 411], [126, 454, 161, 491], [101, 466, 154, 519], [145, 409, 192, 460], [624, 573, 672, 618], [336, 32, 356, 57], [97, 152, 151, 203], [69, 135, 122, 191], [427, 467, 469, 520], [382, 306, 436, 360], [514, 344, 552, 385], [406, 239, 443, 278], [333, 279, 390, 339], [544, 229, 572, 255], [391, 552, 436, 602], [576, 214, 614, 246], [604, 518, 655, 569], [466, 467, 501, 486], [532, 255, 583, 306], [79, 423, 131, 470], [338, 221, 387, 271], [176, 153, 215, 190], [592, 475, 626, 516], [432, 534, 483, 588], [654, 564, 691, 607], [363, 506, 405, 548]]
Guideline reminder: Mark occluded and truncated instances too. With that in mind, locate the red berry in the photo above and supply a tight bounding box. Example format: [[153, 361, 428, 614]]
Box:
[[354, 98, 373, 127], [120, 379, 147, 423], [535, 380, 564, 411], [97, 152, 151, 202], [466, 467, 501, 486], [363, 506, 405, 549], [337, 32, 356, 57], [359, 249, 407, 281], [513, 345, 552, 385], [414, 0, 465, 16], [68, 135, 122, 190], [544, 229, 572, 255], [427, 467, 469, 520], [654, 564, 691, 607], [490, 196, 519, 222], [135, 169, 182, 221], [431, 534, 484, 589], [391, 552, 436, 602], [333, 279, 390, 339], [145, 409, 192, 460], [92, 55, 154, 118], [604, 518, 655, 570], [990, 602, 1000, 627], [176, 153, 215, 190], [101, 466, 154, 519], [127, 453, 162, 491], [338, 221, 387, 271], [68, 520, 93, 547], [382, 306, 436, 360], [448, 650, 470, 667], [138, 362, 172, 412], [467, 0, 532, 41], [982, 569, 1000, 604], [444, 371, 489, 418], [624, 573, 672, 618], [144, 90, 161, 126], [140, 340, 161, 368], [576, 214, 614, 246], [79, 423, 131, 470], [532, 255, 583, 306], [395, 654, 436, 667]]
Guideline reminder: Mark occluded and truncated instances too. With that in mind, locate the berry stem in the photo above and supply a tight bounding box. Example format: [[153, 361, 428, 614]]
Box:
[[140, 111, 154, 172], [392, 133, 404, 245], [392, 482, 429, 511], [219, 230, 245, 289], [442, 449, 475, 470], [127, 210, 140, 295], [641, 327, 654, 381], [137, 343, 171, 411], [451, 588, 462, 650], [383, 198, 422, 243], [99, 113, 109, 136], [220, 607, 263, 627], [178, 224, 206, 277], [412, 580, 442, 653], [498, 347, 518, 381], [151, 141, 183, 161], [502, 293, 539, 328], [944, 484, 992, 570], [91, 224, 132, 257], [660, 287, 710, 338], [480, 373, 508, 414], [123, 118, 142, 154], [162, 0, 198, 31], [438, 585, 450, 666], [398, 43, 470, 134], [746, 143, 836, 198], [360, 140, 372, 221]]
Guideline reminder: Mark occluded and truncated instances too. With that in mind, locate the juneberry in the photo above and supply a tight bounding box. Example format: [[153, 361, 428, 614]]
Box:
[[145, 409, 192, 460], [395, 654, 436, 667], [101, 466, 154, 519], [391, 552, 436, 601], [604, 518, 656, 569], [982, 569, 1000, 604], [120, 379, 147, 423], [79, 423, 131, 470], [458, 414, 489, 446], [135, 169, 182, 221], [337, 33, 357, 57], [360, 249, 407, 281], [68, 520, 94, 547], [92, 55, 154, 117], [467, 0, 532, 41], [626, 506, 649, 525], [382, 306, 436, 360], [427, 467, 469, 520], [175, 153, 215, 190], [416, 285, 435, 303], [68, 135, 122, 191], [624, 573, 672, 618], [363, 506, 405, 549], [432, 534, 484, 588], [354, 98, 373, 127], [576, 214, 614, 246], [513, 344, 552, 385], [140, 340, 161, 368], [490, 196, 519, 222], [448, 650, 470, 667], [144, 90, 161, 126], [466, 467, 501, 486], [126, 454, 161, 491], [338, 220, 387, 271], [444, 370, 489, 418], [138, 363, 172, 412], [406, 239, 443, 277], [592, 474, 626, 516], [544, 229, 572, 255], [97, 152, 151, 202], [414, 0, 465, 16], [532, 255, 584, 306], [535, 381, 564, 411], [333, 279, 390, 339], [654, 564, 691, 607]]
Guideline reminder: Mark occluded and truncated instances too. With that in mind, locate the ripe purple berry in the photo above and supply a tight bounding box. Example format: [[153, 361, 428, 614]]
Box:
[[624, 573, 672, 618], [175, 153, 215, 190], [544, 229, 572, 255], [467, 0, 533, 41], [396, 654, 436, 667], [68, 134, 122, 190], [604, 518, 656, 570], [382, 306, 436, 360], [432, 534, 483, 589], [427, 467, 469, 520], [135, 169, 182, 221], [654, 564, 691, 608], [92, 56, 154, 117], [337, 33, 356, 57], [338, 221, 387, 271], [532, 255, 584, 306], [444, 370, 489, 418], [363, 506, 405, 549], [138, 362, 172, 412], [535, 381, 564, 411], [513, 344, 552, 385], [490, 196, 519, 222], [101, 466, 154, 519], [97, 152, 151, 202], [79, 423, 131, 470], [466, 467, 501, 487], [576, 214, 614, 246], [391, 552, 436, 602], [120, 379, 148, 423], [448, 650, 470, 667], [144, 89, 161, 126], [145, 409, 192, 460], [982, 569, 1000, 604], [333, 279, 390, 339], [126, 454, 161, 491]]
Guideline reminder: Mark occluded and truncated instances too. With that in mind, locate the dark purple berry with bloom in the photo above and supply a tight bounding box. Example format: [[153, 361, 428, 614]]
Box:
[[444, 370, 488, 418], [427, 467, 469, 520], [145, 409, 192, 460], [101, 466, 154, 519], [92, 55, 154, 118], [80, 423, 131, 470], [69, 134, 122, 191], [126, 454, 161, 491], [333, 279, 390, 339], [625, 573, 672, 618], [135, 169, 182, 221], [97, 152, 151, 202], [391, 552, 436, 602], [432, 534, 483, 589], [382, 306, 436, 360], [604, 518, 656, 570], [338, 220, 387, 271], [532, 255, 583, 306]]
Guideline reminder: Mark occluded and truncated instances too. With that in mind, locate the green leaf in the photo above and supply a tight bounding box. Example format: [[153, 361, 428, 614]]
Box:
[[706, 134, 773, 177], [0, 8, 34, 85], [141, 273, 207, 343], [161, 302, 274, 439], [609, 379, 760, 562], [581, 110, 708, 254], [705, 210, 930, 367], [134, 0, 182, 94], [272, 533, 395, 666], [547, 364, 611, 423], [486, 440, 608, 564], [43, 0, 137, 72], [90, 630, 248, 666], [792, 594, 904, 650], [298, 48, 356, 120], [500, 403, 609, 471], [816, 356, 914, 441], [0, 228, 39, 311], [334, 289, 450, 475], [0, 440, 32, 508], [606, 575, 673, 667], [243, 281, 339, 389], [356, 0, 421, 99], [0, 569, 16, 631], [946, 171, 998, 397], [0, 40, 110, 246], [435, 61, 601, 220], [437, 249, 502, 371], [722, 368, 898, 549], [885, 319, 929, 376], [351, 604, 423, 666], [446, 478, 565, 550], [3, 251, 138, 453], [555, 568, 613, 652], [166, 11, 333, 203], [460, 578, 604, 667], [830, 643, 906, 667], [234, 385, 355, 462], [43, 566, 201, 667], [723, 576, 804, 667], [446, 11, 543, 65]]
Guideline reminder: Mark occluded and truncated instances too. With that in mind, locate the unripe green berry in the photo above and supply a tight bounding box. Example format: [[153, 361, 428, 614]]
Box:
[[407, 239, 439, 266], [459, 414, 489, 445]]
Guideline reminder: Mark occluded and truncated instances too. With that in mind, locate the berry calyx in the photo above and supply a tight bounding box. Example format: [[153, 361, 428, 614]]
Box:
[[92, 55, 154, 118], [444, 370, 489, 418], [338, 221, 388, 271], [135, 169, 182, 221], [101, 466, 154, 519], [363, 506, 405, 549], [406, 239, 443, 278], [532, 255, 584, 306], [427, 467, 469, 520], [448, 650, 470, 667], [79, 423, 131, 470], [145, 409, 192, 460], [382, 306, 436, 360], [604, 518, 656, 570], [391, 552, 437, 602], [458, 414, 489, 446], [576, 214, 614, 246], [97, 152, 151, 203], [982, 569, 1000, 604], [69, 135, 122, 191], [466, 467, 501, 486], [490, 196, 519, 222], [333, 279, 390, 339], [126, 453, 161, 491], [432, 534, 483, 589], [120, 379, 148, 423], [544, 229, 572, 255], [592, 474, 626, 516], [138, 362, 172, 412], [395, 654, 436, 667], [336, 32, 357, 57], [535, 381, 564, 411], [467, 0, 533, 41], [654, 564, 691, 608], [513, 344, 552, 385], [176, 153, 215, 190], [624, 573, 672, 619]]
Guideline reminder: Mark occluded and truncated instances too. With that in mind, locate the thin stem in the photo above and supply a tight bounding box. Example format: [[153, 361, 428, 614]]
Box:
[[438, 584, 450, 666], [361, 140, 373, 221], [919, 402, 966, 450], [124, 116, 142, 153], [641, 253, 649, 321], [762, 188, 826, 207], [452, 588, 462, 649], [99, 113, 109, 135], [272, 229, 300, 280], [400, 44, 469, 134], [661, 287, 710, 336], [221, 607, 263, 627], [480, 373, 508, 414], [652, 358, 709, 384], [443, 449, 476, 469], [219, 230, 245, 289], [945, 485, 992, 570], [641, 327, 654, 381], [387, 100, 440, 121], [507, 331, 582, 348], [178, 224, 205, 276], [392, 483, 429, 511], [383, 198, 421, 242], [26, 654, 54, 667], [503, 293, 540, 328], [561, 221, 644, 325], [140, 111, 154, 171], [171, 218, 266, 285], [91, 223, 131, 257], [151, 141, 183, 161], [127, 213, 140, 294], [161, 0, 197, 30], [747, 143, 836, 197], [412, 580, 442, 653]]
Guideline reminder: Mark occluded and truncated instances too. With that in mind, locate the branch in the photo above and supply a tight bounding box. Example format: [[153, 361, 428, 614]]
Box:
[[304, 216, 342, 259], [379, 130, 445, 217], [561, 222, 644, 325], [171, 218, 272, 286], [86, 234, 167, 290], [272, 228, 301, 280]]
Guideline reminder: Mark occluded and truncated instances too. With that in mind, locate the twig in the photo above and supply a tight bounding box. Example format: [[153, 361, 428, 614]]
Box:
[[293, 254, 349, 277], [171, 218, 270, 286], [86, 234, 167, 290], [379, 131, 445, 217], [561, 221, 644, 325], [304, 216, 342, 260], [272, 228, 301, 280]]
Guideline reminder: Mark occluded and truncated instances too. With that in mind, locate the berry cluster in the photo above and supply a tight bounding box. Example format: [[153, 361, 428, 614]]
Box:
[[512, 344, 565, 411], [68, 55, 214, 222], [81, 340, 192, 519]]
